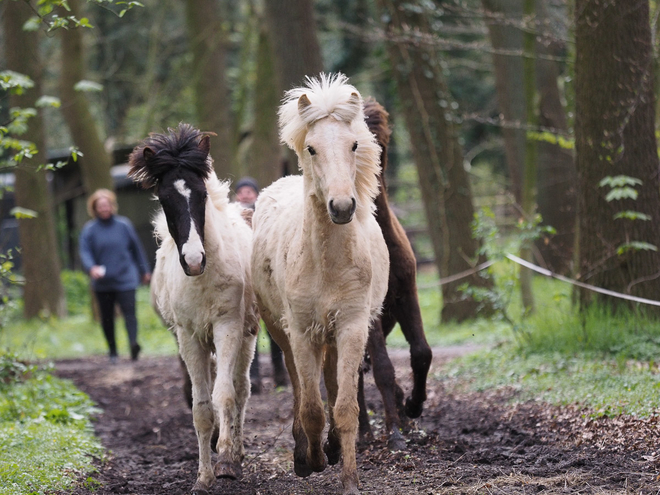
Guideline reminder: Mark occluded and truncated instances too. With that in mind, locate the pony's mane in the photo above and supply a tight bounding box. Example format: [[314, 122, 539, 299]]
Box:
[[363, 97, 391, 173], [128, 123, 213, 188], [279, 73, 382, 209]]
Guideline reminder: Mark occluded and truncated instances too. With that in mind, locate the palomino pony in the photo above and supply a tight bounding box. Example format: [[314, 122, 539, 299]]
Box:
[[358, 98, 433, 450], [128, 124, 258, 495], [251, 74, 389, 495]]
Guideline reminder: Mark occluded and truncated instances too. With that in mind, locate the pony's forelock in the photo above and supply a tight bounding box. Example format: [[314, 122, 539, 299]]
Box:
[[278, 73, 382, 211], [128, 123, 213, 188]]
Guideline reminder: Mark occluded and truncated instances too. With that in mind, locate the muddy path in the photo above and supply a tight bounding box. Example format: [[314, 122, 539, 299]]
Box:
[[54, 347, 660, 494]]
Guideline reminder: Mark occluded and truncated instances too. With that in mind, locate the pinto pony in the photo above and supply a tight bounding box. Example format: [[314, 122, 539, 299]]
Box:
[[128, 124, 258, 495], [251, 74, 389, 495], [358, 98, 433, 450]]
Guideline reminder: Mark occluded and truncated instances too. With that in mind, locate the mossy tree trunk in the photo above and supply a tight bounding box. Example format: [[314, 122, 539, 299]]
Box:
[[575, 0, 660, 309], [185, 0, 236, 179], [59, 0, 114, 195], [263, 0, 324, 173], [3, 1, 67, 318], [377, 0, 493, 322]]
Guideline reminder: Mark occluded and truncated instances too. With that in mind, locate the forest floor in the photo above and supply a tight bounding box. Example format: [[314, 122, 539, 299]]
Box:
[[54, 346, 660, 495]]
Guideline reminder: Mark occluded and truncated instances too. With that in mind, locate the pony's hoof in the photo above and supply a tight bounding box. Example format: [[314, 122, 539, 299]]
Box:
[[387, 429, 407, 451], [294, 459, 313, 478], [307, 445, 328, 473], [405, 397, 424, 419], [214, 460, 242, 480], [323, 439, 341, 465], [192, 481, 210, 495]]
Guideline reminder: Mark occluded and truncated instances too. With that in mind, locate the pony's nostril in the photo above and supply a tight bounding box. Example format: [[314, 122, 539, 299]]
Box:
[[328, 199, 338, 217], [350, 198, 356, 215]]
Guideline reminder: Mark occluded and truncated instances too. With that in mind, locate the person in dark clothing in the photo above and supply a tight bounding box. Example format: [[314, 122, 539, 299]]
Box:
[[233, 177, 287, 392], [79, 189, 152, 363]]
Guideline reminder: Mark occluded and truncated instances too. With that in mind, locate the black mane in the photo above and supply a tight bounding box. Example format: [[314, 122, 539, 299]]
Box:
[[128, 123, 213, 188]]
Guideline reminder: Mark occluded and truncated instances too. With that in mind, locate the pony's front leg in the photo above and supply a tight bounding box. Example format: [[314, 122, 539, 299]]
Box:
[[211, 317, 243, 480], [289, 332, 327, 474], [231, 325, 257, 464], [323, 345, 341, 465], [335, 323, 370, 495], [177, 328, 215, 495]]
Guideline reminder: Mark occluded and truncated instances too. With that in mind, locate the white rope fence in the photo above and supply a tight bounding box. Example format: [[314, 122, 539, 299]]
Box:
[[419, 253, 660, 308]]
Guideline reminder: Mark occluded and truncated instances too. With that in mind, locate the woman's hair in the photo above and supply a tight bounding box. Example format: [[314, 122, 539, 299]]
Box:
[[87, 189, 118, 218]]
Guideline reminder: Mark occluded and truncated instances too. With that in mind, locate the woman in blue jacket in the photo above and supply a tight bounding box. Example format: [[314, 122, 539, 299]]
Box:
[[79, 189, 151, 363]]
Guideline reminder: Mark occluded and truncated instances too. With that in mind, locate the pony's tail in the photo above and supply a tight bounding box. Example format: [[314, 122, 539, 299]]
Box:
[[363, 97, 392, 172]]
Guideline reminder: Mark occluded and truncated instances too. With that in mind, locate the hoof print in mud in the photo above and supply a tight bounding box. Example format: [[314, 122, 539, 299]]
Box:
[[214, 460, 242, 480]]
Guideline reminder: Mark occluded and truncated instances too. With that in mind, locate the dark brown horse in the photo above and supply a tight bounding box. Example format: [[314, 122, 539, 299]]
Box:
[[358, 98, 433, 450]]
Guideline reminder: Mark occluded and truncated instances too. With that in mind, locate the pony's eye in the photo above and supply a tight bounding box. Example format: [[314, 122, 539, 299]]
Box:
[[352, 141, 358, 152], [307, 145, 316, 156]]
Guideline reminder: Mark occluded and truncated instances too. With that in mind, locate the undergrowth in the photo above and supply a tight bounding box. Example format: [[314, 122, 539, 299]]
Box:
[[0, 351, 103, 494]]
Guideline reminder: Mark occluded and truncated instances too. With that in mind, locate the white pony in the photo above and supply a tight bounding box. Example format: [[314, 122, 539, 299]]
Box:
[[128, 124, 258, 495], [251, 74, 389, 495]]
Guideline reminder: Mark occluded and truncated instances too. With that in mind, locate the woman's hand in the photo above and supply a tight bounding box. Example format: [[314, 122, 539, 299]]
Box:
[[142, 273, 152, 285], [90, 265, 106, 280]]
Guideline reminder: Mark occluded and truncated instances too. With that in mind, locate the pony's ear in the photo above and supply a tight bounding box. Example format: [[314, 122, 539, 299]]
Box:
[[198, 135, 211, 156], [143, 147, 155, 161], [298, 94, 312, 115]]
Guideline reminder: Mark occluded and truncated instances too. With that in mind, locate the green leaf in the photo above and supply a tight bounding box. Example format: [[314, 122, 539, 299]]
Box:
[[0, 71, 34, 92], [605, 187, 638, 202], [73, 80, 103, 92], [10, 207, 38, 219], [22, 16, 42, 32], [613, 211, 651, 221], [599, 175, 643, 189], [35, 96, 61, 108], [617, 241, 658, 255]]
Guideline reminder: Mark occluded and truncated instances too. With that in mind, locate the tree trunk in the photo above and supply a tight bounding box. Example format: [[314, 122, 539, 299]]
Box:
[[575, 0, 660, 309], [243, 21, 284, 188], [3, 1, 67, 318], [482, 0, 526, 203], [185, 0, 235, 179], [484, 0, 576, 274], [377, 0, 493, 322], [263, 0, 324, 174], [520, 0, 537, 314], [534, 0, 576, 274], [59, 0, 114, 194]]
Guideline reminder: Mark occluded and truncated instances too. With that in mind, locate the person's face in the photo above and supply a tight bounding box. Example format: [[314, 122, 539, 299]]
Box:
[[95, 197, 113, 220], [236, 186, 258, 206]]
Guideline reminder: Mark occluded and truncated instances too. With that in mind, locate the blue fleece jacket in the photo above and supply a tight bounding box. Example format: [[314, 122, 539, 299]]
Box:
[[79, 215, 151, 292]]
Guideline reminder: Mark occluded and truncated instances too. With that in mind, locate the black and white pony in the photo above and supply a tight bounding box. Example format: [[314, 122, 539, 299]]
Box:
[[128, 124, 258, 495]]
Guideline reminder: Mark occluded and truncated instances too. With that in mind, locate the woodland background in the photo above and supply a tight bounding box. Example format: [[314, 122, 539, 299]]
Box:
[[1, 0, 659, 324]]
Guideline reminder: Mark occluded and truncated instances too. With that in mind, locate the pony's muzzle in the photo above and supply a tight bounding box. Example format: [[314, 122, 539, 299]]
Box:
[[328, 197, 356, 224], [181, 252, 206, 276]]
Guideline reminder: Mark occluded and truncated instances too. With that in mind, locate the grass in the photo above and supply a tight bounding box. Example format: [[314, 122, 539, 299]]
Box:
[[0, 353, 103, 494], [0, 271, 177, 361], [409, 262, 660, 418]]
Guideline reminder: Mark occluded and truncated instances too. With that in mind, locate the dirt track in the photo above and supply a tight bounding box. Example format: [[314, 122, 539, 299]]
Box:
[[54, 347, 660, 494]]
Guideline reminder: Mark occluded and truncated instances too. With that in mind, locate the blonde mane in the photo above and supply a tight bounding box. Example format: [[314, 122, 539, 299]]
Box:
[[279, 73, 382, 210]]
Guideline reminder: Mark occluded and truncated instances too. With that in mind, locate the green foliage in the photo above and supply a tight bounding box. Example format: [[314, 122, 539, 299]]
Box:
[[527, 130, 574, 150], [613, 210, 651, 221], [599, 175, 657, 254], [0, 351, 102, 494], [73, 80, 104, 93]]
